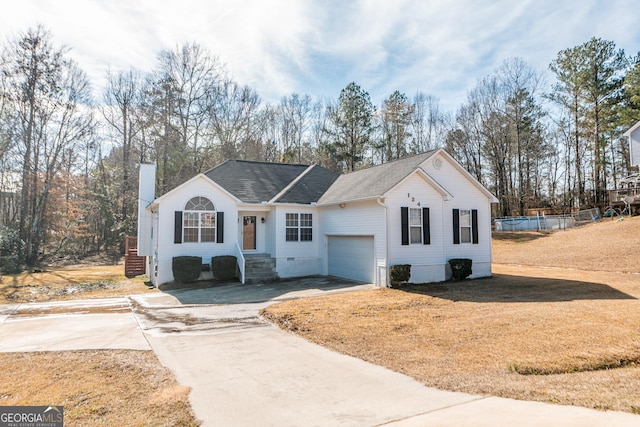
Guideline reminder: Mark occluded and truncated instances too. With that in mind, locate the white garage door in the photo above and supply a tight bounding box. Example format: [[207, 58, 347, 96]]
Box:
[[328, 236, 375, 283]]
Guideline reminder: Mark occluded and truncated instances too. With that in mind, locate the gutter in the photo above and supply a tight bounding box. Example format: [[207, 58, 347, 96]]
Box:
[[317, 195, 383, 207]]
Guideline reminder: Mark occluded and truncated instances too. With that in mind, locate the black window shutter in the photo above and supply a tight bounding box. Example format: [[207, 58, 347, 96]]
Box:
[[401, 207, 409, 245], [422, 207, 430, 245], [217, 212, 224, 243], [472, 209, 479, 244], [174, 211, 182, 244], [452, 209, 460, 244]]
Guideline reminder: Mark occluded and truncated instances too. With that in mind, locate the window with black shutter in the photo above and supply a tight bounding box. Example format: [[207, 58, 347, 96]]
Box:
[[453, 208, 478, 245]]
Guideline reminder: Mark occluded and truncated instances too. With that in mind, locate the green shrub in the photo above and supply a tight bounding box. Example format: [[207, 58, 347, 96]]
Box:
[[390, 264, 411, 286], [172, 256, 202, 283], [0, 226, 24, 274], [211, 256, 237, 281], [448, 258, 472, 281]]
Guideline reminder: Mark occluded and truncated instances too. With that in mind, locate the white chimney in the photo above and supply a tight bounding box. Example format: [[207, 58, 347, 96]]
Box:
[[137, 163, 156, 256]]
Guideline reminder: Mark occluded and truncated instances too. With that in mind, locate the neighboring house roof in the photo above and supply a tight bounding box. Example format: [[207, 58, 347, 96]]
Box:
[[204, 160, 339, 204], [318, 150, 438, 204]]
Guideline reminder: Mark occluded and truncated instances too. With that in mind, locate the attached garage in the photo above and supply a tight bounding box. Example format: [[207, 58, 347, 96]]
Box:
[[327, 235, 375, 283]]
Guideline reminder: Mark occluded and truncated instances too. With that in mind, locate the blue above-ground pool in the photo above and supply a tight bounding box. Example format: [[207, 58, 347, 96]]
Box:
[[494, 216, 575, 231]]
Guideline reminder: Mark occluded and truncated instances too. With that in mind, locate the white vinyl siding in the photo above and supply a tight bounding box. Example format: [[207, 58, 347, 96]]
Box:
[[420, 154, 494, 271], [152, 176, 239, 286], [321, 200, 386, 286], [387, 174, 444, 268]]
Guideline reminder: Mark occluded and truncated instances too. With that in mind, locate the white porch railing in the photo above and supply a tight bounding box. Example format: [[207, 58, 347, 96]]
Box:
[[235, 242, 246, 284]]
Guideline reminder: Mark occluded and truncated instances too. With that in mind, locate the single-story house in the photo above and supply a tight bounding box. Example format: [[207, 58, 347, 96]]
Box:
[[137, 149, 498, 287]]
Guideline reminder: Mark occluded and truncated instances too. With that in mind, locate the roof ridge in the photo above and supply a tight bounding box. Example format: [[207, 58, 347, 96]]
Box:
[[232, 159, 310, 167], [203, 159, 310, 175], [345, 150, 436, 174]]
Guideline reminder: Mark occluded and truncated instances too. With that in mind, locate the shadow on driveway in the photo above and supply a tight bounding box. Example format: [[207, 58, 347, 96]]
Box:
[[164, 275, 374, 305]]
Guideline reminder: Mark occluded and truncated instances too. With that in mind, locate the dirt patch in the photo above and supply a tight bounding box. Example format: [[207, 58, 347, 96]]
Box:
[[0, 264, 155, 303], [0, 350, 199, 426], [13, 304, 131, 317]]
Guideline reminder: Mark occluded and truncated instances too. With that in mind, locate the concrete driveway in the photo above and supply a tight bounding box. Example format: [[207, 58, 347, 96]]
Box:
[[1, 277, 639, 426]]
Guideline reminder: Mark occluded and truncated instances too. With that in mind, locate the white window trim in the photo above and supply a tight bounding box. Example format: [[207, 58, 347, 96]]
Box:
[[459, 209, 472, 244], [183, 197, 216, 243], [285, 212, 313, 242], [409, 207, 422, 245]]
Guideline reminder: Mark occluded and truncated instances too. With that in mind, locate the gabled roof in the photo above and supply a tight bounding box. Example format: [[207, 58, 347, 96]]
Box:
[[204, 160, 338, 204], [623, 119, 640, 137], [318, 150, 438, 204], [275, 165, 340, 204]]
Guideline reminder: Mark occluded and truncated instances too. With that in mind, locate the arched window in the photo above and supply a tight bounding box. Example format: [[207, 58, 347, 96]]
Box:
[[183, 197, 216, 242]]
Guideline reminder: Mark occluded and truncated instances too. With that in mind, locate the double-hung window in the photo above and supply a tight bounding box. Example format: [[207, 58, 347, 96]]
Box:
[[401, 207, 430, 245], [452, 208, 478, 244], [459, 209, 472, 243], [409, 208, 423, 244], [286, 213, 312, 241], [183, 197, 216, 243]]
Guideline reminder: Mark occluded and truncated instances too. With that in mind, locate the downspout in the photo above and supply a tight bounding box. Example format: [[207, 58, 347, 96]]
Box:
[[376, 196, 389, 287], [152, 208, 159, 285], [442, 196, 447, 279]]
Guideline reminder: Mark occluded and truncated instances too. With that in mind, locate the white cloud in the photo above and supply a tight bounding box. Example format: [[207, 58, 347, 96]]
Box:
[[1, 0, 638, 112]]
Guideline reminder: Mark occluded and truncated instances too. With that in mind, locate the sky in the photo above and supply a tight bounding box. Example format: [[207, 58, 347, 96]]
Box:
[[1, 0, 639, 113]]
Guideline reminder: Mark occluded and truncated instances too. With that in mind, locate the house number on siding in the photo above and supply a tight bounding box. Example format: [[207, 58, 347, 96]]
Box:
[[407, 193, 421, 206]]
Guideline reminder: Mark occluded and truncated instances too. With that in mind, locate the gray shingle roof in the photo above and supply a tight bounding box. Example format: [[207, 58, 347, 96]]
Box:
[[203, 152, 438, 205], [204, 160, 338, 204], [318, 150, 437, 204], [276, 165, 340, 204]]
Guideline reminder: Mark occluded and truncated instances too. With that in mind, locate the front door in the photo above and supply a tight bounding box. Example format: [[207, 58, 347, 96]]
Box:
[[242, 216, 256, 250]]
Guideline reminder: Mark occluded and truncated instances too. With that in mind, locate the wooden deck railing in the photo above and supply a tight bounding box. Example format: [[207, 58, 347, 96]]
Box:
[[608, 187, 640, 204], [124, 236, 146, 277]]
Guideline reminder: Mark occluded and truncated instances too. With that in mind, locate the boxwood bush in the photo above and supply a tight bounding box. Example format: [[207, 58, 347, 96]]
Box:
[[211, 255, 237, 281], [448, 258, 472, 281], [172, 256, 202, 283], [390, 264, 411, 286]]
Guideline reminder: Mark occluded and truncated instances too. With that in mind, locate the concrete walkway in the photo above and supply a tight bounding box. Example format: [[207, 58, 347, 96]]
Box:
[[1, 279, 639, 426], [0, 297, 149, 351]]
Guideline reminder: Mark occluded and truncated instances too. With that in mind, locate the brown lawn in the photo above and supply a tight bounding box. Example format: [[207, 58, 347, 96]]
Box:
[[262, 217, 640, 413], [492, 215, 640, 273], [0, 350, 198, 426], [0, 264, 155, 303], [0, 265, 199, 425]]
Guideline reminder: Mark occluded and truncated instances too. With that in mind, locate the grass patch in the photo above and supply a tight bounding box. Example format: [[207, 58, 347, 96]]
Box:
[[509, 355, 640, 375], [0, 350, 199, 426]]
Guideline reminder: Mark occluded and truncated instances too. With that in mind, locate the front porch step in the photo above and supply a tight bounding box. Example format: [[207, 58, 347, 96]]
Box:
[[243, 254, 278, 283]]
